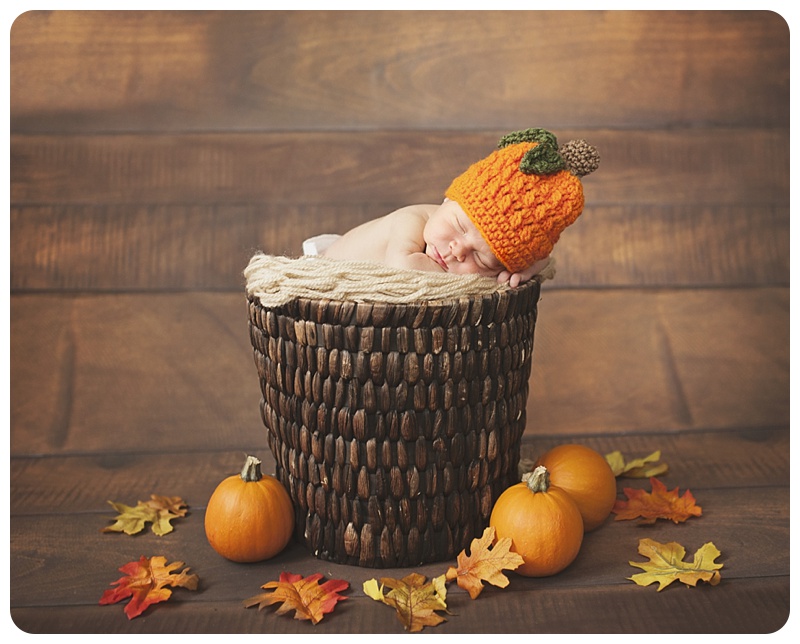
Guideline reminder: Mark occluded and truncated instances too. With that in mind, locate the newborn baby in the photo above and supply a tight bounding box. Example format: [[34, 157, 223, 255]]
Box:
[[320, 199, 550, 288], [310, 128, 599, 289]]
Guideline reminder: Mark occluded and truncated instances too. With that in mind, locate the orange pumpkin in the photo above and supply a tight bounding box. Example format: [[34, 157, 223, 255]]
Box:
[[489, 465, 584, 577], [205, 455, 295, 563], [535, 443, 617, 532]]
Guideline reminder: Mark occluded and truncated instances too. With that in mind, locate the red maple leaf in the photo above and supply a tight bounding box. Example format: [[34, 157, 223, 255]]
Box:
[[243, 572, 349, 624], [99, 555, 199, 619]]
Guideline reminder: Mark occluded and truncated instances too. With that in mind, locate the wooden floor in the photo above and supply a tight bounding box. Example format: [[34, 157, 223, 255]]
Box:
[[8, 289, 791, 633], [8, 422, 791, 634], [9, 10, 790, 635]]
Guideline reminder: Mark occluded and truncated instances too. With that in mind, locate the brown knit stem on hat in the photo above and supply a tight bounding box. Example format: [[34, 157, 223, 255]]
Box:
[[560, 139, 600, 177]]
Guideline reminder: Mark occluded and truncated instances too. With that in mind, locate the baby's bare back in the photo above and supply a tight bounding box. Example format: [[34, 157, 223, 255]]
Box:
[[322, 205, 436, 267], [322, 216, 391, 262]]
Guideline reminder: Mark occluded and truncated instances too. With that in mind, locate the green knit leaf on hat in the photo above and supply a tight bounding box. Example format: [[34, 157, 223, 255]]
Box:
[[499, 128, 566, 175], [519, 143, 565, 175], [498, 128, 558, 149]]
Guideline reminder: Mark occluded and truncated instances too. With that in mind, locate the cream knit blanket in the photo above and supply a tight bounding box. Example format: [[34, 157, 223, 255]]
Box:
[[244, 253, 554, 308]]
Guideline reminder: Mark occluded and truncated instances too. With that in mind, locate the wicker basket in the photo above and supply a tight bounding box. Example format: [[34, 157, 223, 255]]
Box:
[[247, 278, 540, 567]]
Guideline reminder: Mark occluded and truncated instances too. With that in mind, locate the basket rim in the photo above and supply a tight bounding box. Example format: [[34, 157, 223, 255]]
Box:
[[247, 274, 541, 311]]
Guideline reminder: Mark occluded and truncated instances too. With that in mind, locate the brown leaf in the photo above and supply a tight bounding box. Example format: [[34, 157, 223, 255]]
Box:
[[102, 494, 188, 536], [517, 457, 536, 480], [99, 555, 199, 619], [445, 526, 524, 598], [628, 538, 723, 591], [146, 494, 188, 517], [243, 572, 349, 625], [364, 573, 448, 632], [612, 477, 702, 524]]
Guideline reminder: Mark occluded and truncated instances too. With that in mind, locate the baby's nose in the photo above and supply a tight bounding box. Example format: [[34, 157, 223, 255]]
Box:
[[449, 240, 465, 261]]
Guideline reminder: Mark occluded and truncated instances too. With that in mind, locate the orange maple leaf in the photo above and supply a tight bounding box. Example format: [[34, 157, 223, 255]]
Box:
[[99, 555, 199, 619], [445, 526, 524, 599], [243, 572, 349, 625], [612, 477, 702, 524]]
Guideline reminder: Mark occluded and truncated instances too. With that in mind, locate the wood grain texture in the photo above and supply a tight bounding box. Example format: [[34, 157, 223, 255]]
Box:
[[528, 287, 789, 434], [9, 429, 789, 516], [10, 127, 789, 292], [9, 578, 791, 634], [9, 8, 790, 634], [9, 486, 790, 604], [9, 203, 789, 291], [10, 289, 788, 456], [11, 10, 789, 133], [10, 129, 789, 207], [9, 480, 790, 630]]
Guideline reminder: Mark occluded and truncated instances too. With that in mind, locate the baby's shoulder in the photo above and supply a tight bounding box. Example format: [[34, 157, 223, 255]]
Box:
[[384, 203, 437, 226]]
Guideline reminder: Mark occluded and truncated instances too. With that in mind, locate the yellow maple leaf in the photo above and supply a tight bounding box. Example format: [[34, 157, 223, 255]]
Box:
[[244, 572, 349, 625], [605, 450, 669, 478], [363, 578, 385, 602], [445, 526, 524, 599], [364, 572, 448, 632], [102, 501, 158, 535], [102, 494, 188, 536], [628, 538, 723, 591]]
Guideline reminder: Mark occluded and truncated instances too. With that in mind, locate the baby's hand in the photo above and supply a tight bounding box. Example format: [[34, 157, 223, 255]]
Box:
[[497, 257, 551, 288], [496, 270, 514, 286]]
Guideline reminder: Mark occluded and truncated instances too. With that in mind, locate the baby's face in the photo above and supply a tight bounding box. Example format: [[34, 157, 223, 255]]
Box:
[[423, 199, 505, 277]]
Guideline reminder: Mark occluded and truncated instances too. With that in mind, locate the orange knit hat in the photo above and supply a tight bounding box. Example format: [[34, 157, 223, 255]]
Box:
[[445, 128, 599, 273]]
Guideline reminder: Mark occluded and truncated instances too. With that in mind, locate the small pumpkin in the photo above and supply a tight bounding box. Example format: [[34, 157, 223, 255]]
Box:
[[489, 465, 584, 577], [205, 455, 295, 563], [534, 443, 617, 532]]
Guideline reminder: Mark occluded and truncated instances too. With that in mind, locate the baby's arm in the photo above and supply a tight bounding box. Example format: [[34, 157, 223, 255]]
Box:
[[322, 205, 443, 273], [382, 208, 444, 273]]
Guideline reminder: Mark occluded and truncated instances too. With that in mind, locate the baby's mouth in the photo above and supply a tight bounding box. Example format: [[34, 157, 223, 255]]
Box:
[[429, 245, 448, 270]]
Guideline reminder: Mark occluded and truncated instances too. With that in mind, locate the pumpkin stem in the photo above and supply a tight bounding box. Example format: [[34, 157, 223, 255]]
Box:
[[240, 455, 263, 483], [522, 465, 551, 494]]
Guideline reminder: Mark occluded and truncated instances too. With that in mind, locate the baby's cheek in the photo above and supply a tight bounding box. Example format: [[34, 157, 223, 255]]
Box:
[[447, 262, 471, 275], [452, 259, 490, 277]]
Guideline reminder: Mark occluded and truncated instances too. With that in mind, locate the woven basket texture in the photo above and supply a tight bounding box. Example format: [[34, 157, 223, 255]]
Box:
[[247, 279, 540, 567]]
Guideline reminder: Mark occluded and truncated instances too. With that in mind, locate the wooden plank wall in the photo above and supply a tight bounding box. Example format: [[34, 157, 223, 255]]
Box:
[[10, 10, 789, 455]]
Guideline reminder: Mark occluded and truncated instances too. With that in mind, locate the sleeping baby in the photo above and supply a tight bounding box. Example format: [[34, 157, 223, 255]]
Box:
[[305, 128, 599, 288]]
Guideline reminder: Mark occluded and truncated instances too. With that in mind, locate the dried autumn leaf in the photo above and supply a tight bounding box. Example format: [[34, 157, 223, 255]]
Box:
[[102, 494, 188, 536], [445, 526, 524, 599], [364, 573, 448, 632], [628, 538, 723, 591], [146, 495, 189, 536], [612, 477, 702, 524], [146, 494, 189, 518], [605, 450, 669, 478], [363, 578, 385, 602], [102, 501, 157, 536], [99, 555, 198, 619], [243, 572, 349, 625]]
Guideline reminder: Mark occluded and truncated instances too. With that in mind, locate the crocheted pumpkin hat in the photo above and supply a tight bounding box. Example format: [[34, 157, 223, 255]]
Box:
[[445, 128, 599, 273]]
